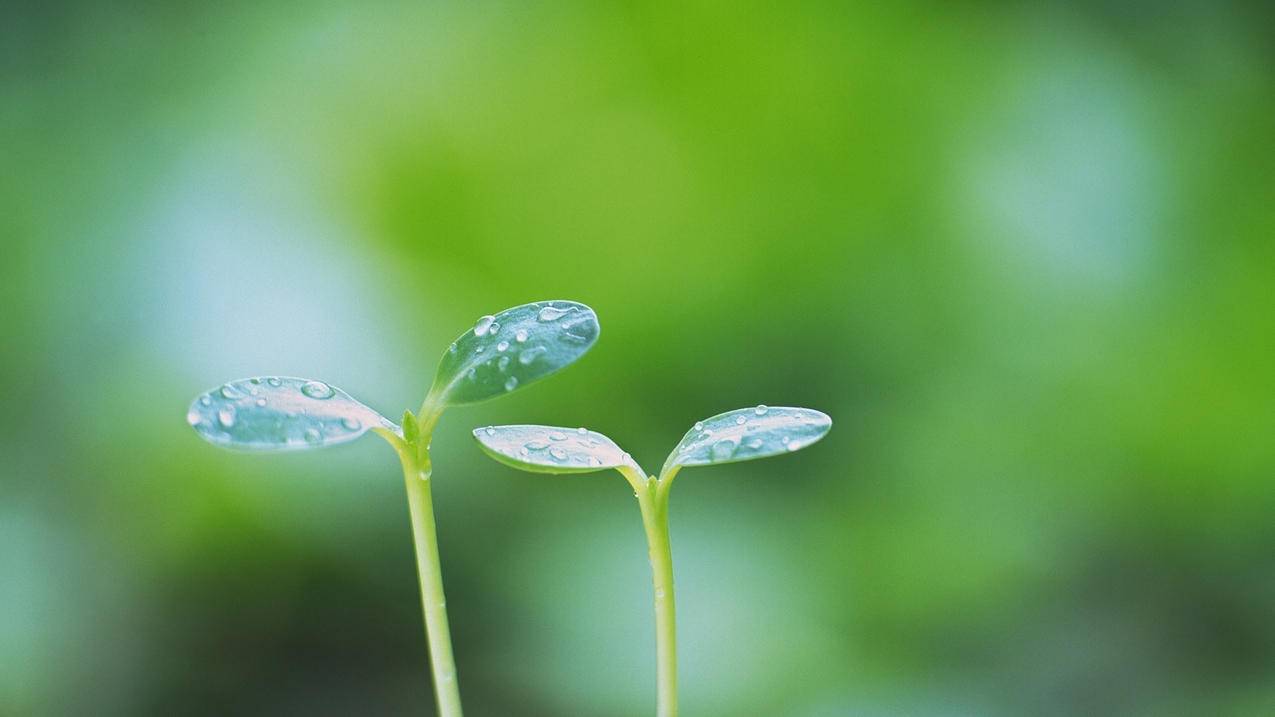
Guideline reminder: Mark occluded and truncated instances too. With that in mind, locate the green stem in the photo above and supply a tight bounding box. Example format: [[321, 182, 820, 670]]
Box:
[[637, 478, 678, 717], [395, 439, 464, 717]]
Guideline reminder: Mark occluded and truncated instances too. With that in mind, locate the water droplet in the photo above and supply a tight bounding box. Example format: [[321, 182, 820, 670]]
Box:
[[515, 329, 528, 343], [711, 439, 736, 460], [754, 404, 768, 416], [735, 415, 747, 425], [448, 342, 457, 354], [497, 340, 509, 352], [694, 421, 704, 431], [342, 417, 362, 431], [475, 345, 485, 353], [489, 321, 500, 335], [485, 426, 496, 436], [217, 406, 237, 429], [473, 314, 495, 337], [249, 378, 261, 385], [199, 395, 212, 406], [519, 447, 529, 457], [704, 428, 714, 436], [576, 427, 588, 435], [497, 355, 510, 372], [519, 346, 547, 365], [781, 436, 791, 446], [747, 438, 764, 449], [549, 447, 567, 461], [526, 440, 548, 450], [538, 305, 569, 322], [255, 397, 267, 407], [301, 381, 334, 399], [186, 409, 202, 426], [303, 427, 323, 444], [466, 367, 477, 380], [266, 377, 281, 387], [220, 383, 244, 400], [588, 456, 602, 467], [549, 431, 567, 441], [504, 376, 519, 391]]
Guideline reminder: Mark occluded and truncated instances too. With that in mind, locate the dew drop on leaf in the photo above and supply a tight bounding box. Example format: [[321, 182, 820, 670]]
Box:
[[473, 314, 495, 337], [515, 329, 528, 343], [220, 384, 244, 400], [303, 427, 323, 444], [711, 439, 736, 460], [549, 431, 567, 441], [199, 395, 212, 407], [538, 305, 569, 322], [694, 421, 703, 431], [735, 415, 747, 425], [549, 447, 567, 461], [301, 381, 334, 399], [497, 355, 510, 372], [526, 440, 548, 450], [186, 409, 201, 426], [576, 427, 587, 434], [504, 376, 519, 391], [497, 341, 509, 352], [754, 405, 768, 416], [341, 417, 362, 431], [217, 406, 236, 429]]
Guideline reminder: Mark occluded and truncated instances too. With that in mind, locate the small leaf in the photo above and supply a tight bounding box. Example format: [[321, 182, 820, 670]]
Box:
[[661, 406, 831, 474], [428, 300, 599, 406], [471, 424, 639, 475], [187, 377, 395, 452]]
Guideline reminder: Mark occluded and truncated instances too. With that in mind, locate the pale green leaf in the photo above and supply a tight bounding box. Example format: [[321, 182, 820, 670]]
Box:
[[661, 406, 831, 474], [471, 424, 641, 475], [428, 301, 599, 406], [187, 377, 395, 452]]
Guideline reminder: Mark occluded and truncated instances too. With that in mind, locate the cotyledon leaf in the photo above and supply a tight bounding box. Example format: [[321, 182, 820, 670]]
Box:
[[661, 406, 832, 475], [428, 300, 599, 407], [472, 425, 643, 475], [187, 377, 396, 452]]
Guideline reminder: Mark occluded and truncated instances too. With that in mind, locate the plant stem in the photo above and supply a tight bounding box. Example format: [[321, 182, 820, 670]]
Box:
[[637, 480, 678, 717], [397, 441, 464, 717]]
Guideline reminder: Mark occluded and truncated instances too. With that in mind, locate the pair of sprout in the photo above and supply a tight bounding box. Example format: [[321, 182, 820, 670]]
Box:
[[186, 300, 830, 717]]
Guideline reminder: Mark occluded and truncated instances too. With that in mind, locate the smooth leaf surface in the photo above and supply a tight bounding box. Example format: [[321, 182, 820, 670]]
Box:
[[472, 424, 640, 475], [661, 406, 831, 474], [428, 300, 599, 406], [187, 377, 395, 452]]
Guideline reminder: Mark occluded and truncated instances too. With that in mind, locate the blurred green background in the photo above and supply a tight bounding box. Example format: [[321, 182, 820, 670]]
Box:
[[4, 1, 1274, 715]]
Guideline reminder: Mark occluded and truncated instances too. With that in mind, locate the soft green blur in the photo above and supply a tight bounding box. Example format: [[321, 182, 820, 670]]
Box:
[[4, 1, 1274, 715]]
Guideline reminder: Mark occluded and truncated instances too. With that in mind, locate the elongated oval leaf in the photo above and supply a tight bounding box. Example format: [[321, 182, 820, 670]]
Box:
[[428, 300, 599, 406], [661, 406, 831, 474], [187, 377, 395, 452], [472, 424, 641, 475]]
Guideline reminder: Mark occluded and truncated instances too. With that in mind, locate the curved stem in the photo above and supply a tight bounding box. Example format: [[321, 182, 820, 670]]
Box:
[[395, 440, 464, 716], [637, 478, 678, 717]]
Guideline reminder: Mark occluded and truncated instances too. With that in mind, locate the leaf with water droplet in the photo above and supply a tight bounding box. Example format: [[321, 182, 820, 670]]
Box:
[[427, 301, 599, 406], [187, 377, 396, 452], [661, 406, 831, 475], [471, 425, 642, 475]]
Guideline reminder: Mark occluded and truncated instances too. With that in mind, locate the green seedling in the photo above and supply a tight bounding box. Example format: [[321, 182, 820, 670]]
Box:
[[186, 300, 600, 716], [471, 405, 832, 717]]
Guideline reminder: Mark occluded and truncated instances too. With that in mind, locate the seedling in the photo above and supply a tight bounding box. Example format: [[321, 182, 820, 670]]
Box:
[[185, 300, 600, 716], [471, 405, 832, 717]]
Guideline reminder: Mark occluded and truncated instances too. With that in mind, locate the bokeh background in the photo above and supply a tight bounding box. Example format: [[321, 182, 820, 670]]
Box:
[[4, 1, 1274, 715]]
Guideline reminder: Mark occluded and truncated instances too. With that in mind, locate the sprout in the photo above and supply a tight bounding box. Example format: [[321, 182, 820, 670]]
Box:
[[472, 406, 832, 717], [186, 300, 600, 717]]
